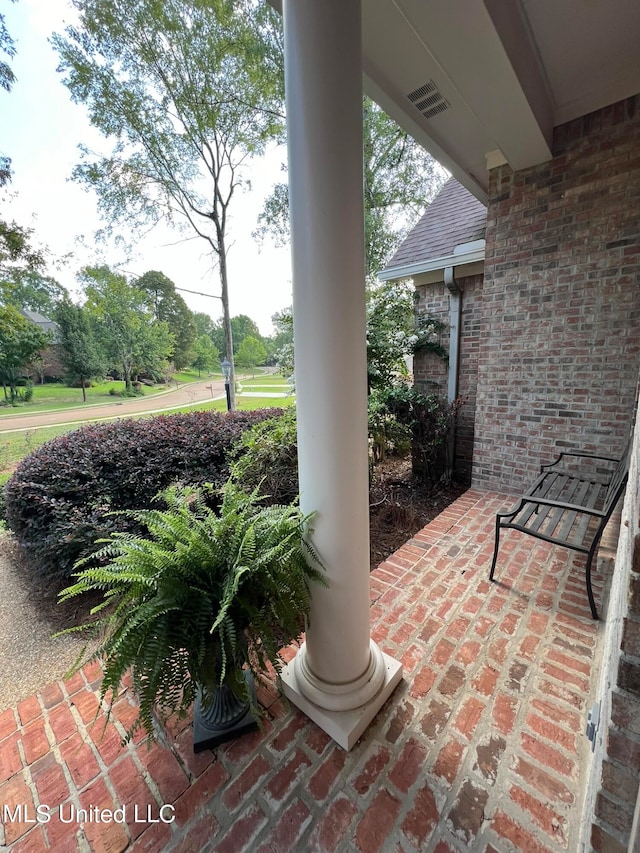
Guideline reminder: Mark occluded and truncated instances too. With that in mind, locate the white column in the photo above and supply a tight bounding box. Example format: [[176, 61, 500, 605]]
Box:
[[279, 0, 402, 751]]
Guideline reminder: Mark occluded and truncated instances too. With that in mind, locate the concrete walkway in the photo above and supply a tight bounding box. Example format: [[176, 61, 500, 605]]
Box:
[[0, 490, 613, 852]]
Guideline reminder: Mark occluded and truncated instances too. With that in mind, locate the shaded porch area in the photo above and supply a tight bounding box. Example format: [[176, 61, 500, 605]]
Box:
[[0, 488, 616, 852]]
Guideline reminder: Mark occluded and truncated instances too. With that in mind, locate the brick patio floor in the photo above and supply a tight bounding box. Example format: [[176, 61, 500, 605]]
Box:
[[0, 489, 614, 852]]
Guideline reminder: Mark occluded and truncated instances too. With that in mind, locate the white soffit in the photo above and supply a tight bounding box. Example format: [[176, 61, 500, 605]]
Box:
[[378, 240, 486, 283], [362, 0, 554, 199]]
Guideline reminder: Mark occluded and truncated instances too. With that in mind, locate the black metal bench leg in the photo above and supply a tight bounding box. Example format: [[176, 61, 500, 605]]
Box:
[[489, 518, 502, 581], [585, 550, 599, 620]]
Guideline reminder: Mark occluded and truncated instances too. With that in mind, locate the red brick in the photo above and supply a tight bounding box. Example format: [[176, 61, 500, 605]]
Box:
[[526, 713, 577, 753], [433, 738, 465, 785], [256, 798, 312, 853], [221, 753, 271, 811], [304, 724, 332, 754], [474, 734, 506, 782], [350, 745, 391, 795], [401, 782, 439, 848], [0, 775, 36, 844], [128, 820, 173, 853], [17, 696, 41, 726], [448, 778, 489, 844], [308, 794, 357, 853], [400, 643, 425, 673], [0, 708, 17, 742], [521, 732, 576, 779], [171, 727, 215, 779], [547, 648, 591, 676], [490, 811, 555, 853], [454, 697, 485, 739], [419, 617, 442, 643], [268, 712, 307, 754], [10, 826, 49, 852], [511, 756, 574, 804], [446, 616, 472, 641], [510, 784, 568, 847], [472, 665, 500, 696], [47, 703, 77, 744], [221, 717, 273, 764], [0, 731, 22, 782], [264, 746, 312, 806], [75, 777, 127, 851], [21, 719, 50, 765], [419, 698, 452, 740], [382, 700, 414, 747], [39, 683, 65, 711], [531, 697, 581, 731], [171, 759, 228, 827], [308, 746, 347, 802], [388, 738, 427, 793], [59, 732, 101, 789], [432, 639, 456, 666], [170, 813, 219, 853], [410, 665, 437, 698], [109, 755, 159, 840], [439, 665, 465, 697], [30, 753, 69, 805], [139, 742, 190, 804], [355, 789, 401, 853]]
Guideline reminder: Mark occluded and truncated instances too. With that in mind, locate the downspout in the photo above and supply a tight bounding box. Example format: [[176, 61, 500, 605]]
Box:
[[444, 266, 461, 477]]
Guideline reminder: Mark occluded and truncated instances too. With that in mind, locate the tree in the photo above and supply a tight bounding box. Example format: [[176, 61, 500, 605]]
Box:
[[81, 266, 174, 391], [193, 311, 217, 339], [191, 333, 219, 376], [211, 313, 262, 356], [256, 96, 446, 280], [235, 334, 266, 377], [267, 305, 294, 374], [53, 0, 285, 409], [55, 298, 105, 401], [0, 2, 17, 94], [135, 270, 196, 370], [0, 304, 49, 403], [1, 271, 67, 316]]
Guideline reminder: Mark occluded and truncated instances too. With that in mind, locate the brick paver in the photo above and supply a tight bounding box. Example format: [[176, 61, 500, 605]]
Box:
[[0, 490, 611, 851]]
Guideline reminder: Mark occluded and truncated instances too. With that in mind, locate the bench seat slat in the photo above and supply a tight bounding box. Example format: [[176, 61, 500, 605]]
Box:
[[555, 478, 599, 543]]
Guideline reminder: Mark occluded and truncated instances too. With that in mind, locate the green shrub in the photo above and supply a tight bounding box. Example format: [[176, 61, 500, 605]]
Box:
[[381, 386, 462, 484], [230, 407, 299, 505], [368, 390, 412, 465], [4, 409, 282, 582]]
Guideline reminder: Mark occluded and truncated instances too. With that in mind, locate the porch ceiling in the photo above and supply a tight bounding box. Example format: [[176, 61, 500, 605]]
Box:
[[362, 0, 640, 201]]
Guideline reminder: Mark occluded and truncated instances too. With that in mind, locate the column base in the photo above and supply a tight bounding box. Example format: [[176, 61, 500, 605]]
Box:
[[280, 650, 402, 751]]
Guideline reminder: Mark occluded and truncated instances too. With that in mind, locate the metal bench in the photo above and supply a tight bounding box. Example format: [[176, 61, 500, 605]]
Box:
[[489, 444, 630, 619]]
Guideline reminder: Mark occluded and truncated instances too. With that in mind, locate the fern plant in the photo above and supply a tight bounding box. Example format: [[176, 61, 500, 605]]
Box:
[[58, 480, 325, 742]]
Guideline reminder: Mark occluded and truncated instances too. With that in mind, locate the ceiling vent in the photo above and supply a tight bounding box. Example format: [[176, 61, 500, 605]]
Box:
[[407, 80, 450, 120]]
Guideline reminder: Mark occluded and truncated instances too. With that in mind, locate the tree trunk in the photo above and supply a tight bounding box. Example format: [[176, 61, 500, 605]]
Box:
[[81, 375, 87, 402], [217, 230, 236, 411]]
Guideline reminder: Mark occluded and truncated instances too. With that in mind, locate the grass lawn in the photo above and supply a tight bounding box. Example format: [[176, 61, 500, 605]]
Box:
[[0, 396, 294, 475], [0, 373, 216, 417]]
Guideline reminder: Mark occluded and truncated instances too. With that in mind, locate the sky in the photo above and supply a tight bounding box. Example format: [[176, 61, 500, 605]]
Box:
[[0, 0, 293, 335]]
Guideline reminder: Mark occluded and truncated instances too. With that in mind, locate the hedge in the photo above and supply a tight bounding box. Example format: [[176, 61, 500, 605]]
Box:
[[4, 409, 282, 582]]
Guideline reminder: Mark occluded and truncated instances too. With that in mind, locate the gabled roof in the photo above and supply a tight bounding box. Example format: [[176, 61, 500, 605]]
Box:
[[379, 178, 487, 280], [19, 309, 60, 339]]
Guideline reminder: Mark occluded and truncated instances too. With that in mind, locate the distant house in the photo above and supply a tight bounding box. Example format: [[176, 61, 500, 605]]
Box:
[[380, 178, 487, 483], [19, 309, 65, 381]]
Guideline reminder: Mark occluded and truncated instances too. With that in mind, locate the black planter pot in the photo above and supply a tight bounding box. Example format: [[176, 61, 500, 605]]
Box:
[[192, 670, 258, 753]]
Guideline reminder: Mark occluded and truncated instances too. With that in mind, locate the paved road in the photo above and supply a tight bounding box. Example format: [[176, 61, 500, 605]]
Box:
[[0, 377, 228, 433]]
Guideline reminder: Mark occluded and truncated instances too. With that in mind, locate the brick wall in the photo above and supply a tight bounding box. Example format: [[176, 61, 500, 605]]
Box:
[[414, 273, 483, 485], [474, 96, 640, 492]]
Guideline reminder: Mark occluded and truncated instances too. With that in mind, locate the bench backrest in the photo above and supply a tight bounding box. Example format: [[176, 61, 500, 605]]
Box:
[[603, 441, 632, 516]]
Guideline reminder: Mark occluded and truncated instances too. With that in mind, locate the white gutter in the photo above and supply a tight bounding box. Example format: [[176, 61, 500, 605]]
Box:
[[378, 239, 485, 282]]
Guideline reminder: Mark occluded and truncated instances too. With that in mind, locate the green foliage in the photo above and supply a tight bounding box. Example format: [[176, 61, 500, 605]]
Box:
[[81, 265, 174, 390], [0, 3, 16, 94], [230, 407, 298, 505], [380, 386, 462, 484], [3, 408, 281, 582], [367, 390, 412, 465], [55, 298, 105, 401], [0, 304, 49, 403], [135, 270, 196, 370], [191, 333, 219, 376], [1, 272, 67, 316], [58, 480, 325, 741], [267, 306, 294, 374], [211, 314, 264, 358], [235, 335, 266, 374]]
